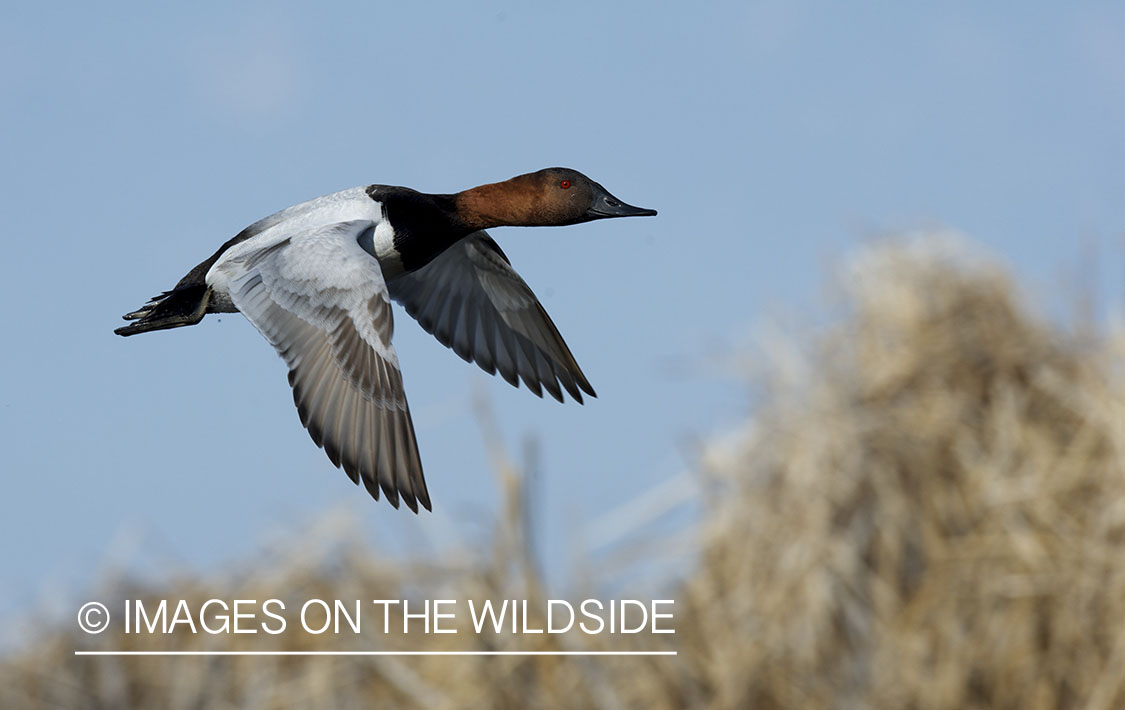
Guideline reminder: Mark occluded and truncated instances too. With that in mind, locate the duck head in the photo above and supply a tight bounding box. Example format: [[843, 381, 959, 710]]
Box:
[[456, 168, 657, 230]]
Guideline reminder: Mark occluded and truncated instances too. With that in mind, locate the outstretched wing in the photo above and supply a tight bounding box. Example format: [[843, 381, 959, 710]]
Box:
[[212, 220, 430, 512], [387, 232, 595, 403]]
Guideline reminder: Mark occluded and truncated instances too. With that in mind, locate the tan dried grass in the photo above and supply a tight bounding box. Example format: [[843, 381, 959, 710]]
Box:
[[5, 237, 1125, 709]]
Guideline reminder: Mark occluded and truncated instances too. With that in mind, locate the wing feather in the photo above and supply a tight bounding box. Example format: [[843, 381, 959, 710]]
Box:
[[387, 232, 595, 404], [213, 220, 430, 512]]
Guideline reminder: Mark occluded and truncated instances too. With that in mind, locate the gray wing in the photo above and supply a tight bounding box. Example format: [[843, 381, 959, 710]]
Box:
[[387, 232, 595, 403], [213, 220, 430, 512]]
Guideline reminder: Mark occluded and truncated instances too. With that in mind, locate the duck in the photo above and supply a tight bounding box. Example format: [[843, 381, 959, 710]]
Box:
[[116, 167, 656, 513]]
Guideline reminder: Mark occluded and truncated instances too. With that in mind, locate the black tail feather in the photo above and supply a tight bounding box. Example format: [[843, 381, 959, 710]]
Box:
[[115, 285, 211, 336]]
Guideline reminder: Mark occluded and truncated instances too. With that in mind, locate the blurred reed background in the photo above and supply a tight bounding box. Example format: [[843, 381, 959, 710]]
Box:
[[5, 235, 1125, 709]]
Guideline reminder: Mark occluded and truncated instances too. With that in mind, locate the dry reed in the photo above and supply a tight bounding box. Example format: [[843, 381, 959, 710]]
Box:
[[5, 237, 1125, 709]]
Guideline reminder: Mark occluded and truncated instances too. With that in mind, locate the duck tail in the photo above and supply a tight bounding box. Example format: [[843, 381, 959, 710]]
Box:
[[115, 284, 211, 336]]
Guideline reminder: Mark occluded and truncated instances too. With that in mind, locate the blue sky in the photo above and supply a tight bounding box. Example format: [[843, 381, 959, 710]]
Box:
[[3, 2, 1124, 621]]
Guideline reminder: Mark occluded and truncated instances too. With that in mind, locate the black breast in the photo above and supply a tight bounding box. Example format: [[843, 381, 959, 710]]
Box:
[[367, 186, 470, 272]]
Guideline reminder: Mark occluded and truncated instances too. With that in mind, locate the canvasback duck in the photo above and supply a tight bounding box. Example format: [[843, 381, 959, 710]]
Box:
[[116, 168, 656, 512]]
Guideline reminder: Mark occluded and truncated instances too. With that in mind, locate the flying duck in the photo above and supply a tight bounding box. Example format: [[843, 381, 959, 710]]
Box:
[[116, 168, 656, 512]]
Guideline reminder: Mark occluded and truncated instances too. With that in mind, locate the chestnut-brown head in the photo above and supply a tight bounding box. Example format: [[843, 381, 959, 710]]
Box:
[[456, 168, 657, 231]]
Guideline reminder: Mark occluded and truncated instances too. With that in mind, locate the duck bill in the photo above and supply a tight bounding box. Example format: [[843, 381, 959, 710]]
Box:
[[586, 185, 658, 219]]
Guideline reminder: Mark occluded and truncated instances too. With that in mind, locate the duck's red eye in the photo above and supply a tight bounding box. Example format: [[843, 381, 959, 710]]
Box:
[[560, 180, 571, 189]]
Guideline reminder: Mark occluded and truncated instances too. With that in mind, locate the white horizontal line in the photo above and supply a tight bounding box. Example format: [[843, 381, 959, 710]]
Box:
[[74, 650, 676, 657]]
